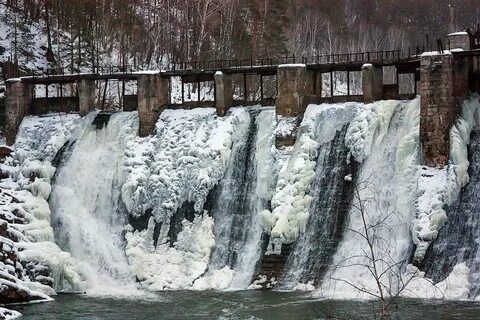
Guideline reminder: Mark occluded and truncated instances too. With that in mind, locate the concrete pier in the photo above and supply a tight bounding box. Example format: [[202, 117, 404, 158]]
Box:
[[275, 64, 314, 147], [78, 79, 96, 116], [420, 32, 471, 167], [214, 72, 233, 116], [137, 74, 170, 137], [419, 54, 469, 166], [362, 64, 384, 104], [5, 80, 33, 145]]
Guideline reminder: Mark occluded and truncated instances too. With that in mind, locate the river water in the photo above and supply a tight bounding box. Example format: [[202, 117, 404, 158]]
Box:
[[12, 292, 480, 320]]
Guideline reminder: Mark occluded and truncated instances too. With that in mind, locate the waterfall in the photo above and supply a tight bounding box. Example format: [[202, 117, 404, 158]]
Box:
[[50, 112, 141, 296], [318, 100, 419, 299], [280, 126, 356, 288], [424, 130, 480, 298], [207, 108, 275, 289]]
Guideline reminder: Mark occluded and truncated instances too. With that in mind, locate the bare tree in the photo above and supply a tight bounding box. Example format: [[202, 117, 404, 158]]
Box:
[[328, 178, 430, 319]]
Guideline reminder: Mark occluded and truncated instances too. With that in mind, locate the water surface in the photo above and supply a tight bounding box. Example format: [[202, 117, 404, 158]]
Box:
[[13, 292, 480, 320]]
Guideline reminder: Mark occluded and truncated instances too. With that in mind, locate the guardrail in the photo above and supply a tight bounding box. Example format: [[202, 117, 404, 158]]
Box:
[[3, 47, 429, 80]]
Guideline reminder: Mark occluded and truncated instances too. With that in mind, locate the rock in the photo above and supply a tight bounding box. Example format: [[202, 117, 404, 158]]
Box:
[[0, 147, 13, 162]]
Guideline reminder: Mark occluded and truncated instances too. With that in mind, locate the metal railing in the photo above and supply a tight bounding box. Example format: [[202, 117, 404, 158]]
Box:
[[4, 47, 428, 80], [170, 49, 423, 72]]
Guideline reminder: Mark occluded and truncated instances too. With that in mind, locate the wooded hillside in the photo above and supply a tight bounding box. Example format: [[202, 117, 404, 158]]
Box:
[[1, 0, 479, 72]]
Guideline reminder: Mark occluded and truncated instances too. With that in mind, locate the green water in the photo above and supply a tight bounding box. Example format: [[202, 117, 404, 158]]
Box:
[[12, 292, 480, 320]]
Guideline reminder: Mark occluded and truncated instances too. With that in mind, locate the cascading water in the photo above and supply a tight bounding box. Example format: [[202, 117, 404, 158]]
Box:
[[207, 108, 275, 289], [424, 130, 480, 298], [50, 112, 141, 296], [281, 126, 356, 288], [318, 100, 419, 298]]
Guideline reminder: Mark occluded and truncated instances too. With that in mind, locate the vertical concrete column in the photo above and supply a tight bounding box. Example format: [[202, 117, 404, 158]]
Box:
[[276, 64, 310, 117], [78, 79, 96, 116], [362, 64, 384, 103], [275, 64, 311, 148], [137, 73, 170, 137], [214, 71, 233, 116], [5, 79, 33, 145], [447, 31, 471, 50], [419, 54, 462, 167], [314, 71, 323, 97]]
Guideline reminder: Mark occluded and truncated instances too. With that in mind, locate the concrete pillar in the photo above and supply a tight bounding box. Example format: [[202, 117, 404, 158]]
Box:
[[447, 31, 471, 50], [314, 71, 323, 97], [214, 71, 233, 116], [419, 54, 469, 167], [78, 79, 96, 116], [5, 79, 33, 145], [275, 64, 312, 148], [276, 64, 310, 117], [137, 74, 170, 137], [362, 64, 384, 103]]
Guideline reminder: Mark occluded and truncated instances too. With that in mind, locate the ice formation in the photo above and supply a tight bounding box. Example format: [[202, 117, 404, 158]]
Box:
[[402, 263, 471, 300], [125, 215, 216, 290], [50, 112, 142, 296], [0, 307, 21, 320], [318, 99, 420, 300], [122, 108, 243, 224], [0, 112, 85, 315], [200, 108, 276, 289], [260, 102, 360, 251], [412, 96, 480, 263], [3, 94, 480, 303]]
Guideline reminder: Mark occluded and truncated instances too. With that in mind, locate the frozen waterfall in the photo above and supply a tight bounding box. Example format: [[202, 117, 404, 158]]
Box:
[[317, 99, 420, 299], [280, 126, 356, 288], [424, 130, 480, 298], [50, 112, 141, 296], [207, 108, 275, 289]]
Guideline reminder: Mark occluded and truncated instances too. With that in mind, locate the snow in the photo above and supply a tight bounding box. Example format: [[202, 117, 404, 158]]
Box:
[[0, 112, 86, 298], [0, 307, 21, 319], [278, 64, 306, 68], [412, 167, 454, 262], [412, 96, 480, 263], [125, 214, 216, 290], [402, 263, 471, 300], [346, 100, 397, 163], [448, 31, 469, 36], [318, 98, 420, 300], [260, 103, 359, 251], [254, 109, 277, 201], [420, 51, 454, 57], [192, 267, 235, 290], [293, 281, 315, 292], [13, 114, 81, 160], [132, 70, 160, 75], [274, 116, 297, 139], [122, 108, 243, 225]]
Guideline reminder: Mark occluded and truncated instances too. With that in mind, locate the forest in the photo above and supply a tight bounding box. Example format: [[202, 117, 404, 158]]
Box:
[[1, 0, 480, 72]]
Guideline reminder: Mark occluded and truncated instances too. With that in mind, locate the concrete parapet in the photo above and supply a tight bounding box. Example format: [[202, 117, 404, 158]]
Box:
[[5, 80, 33, 145], [214, 72, 233, 116], [137, 74, 170, 137], [78, 79, 96, 116], [362, 64, 384, 103]]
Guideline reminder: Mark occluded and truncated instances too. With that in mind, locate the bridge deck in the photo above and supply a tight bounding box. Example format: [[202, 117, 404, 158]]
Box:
[[15, 50, 422, 85]]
